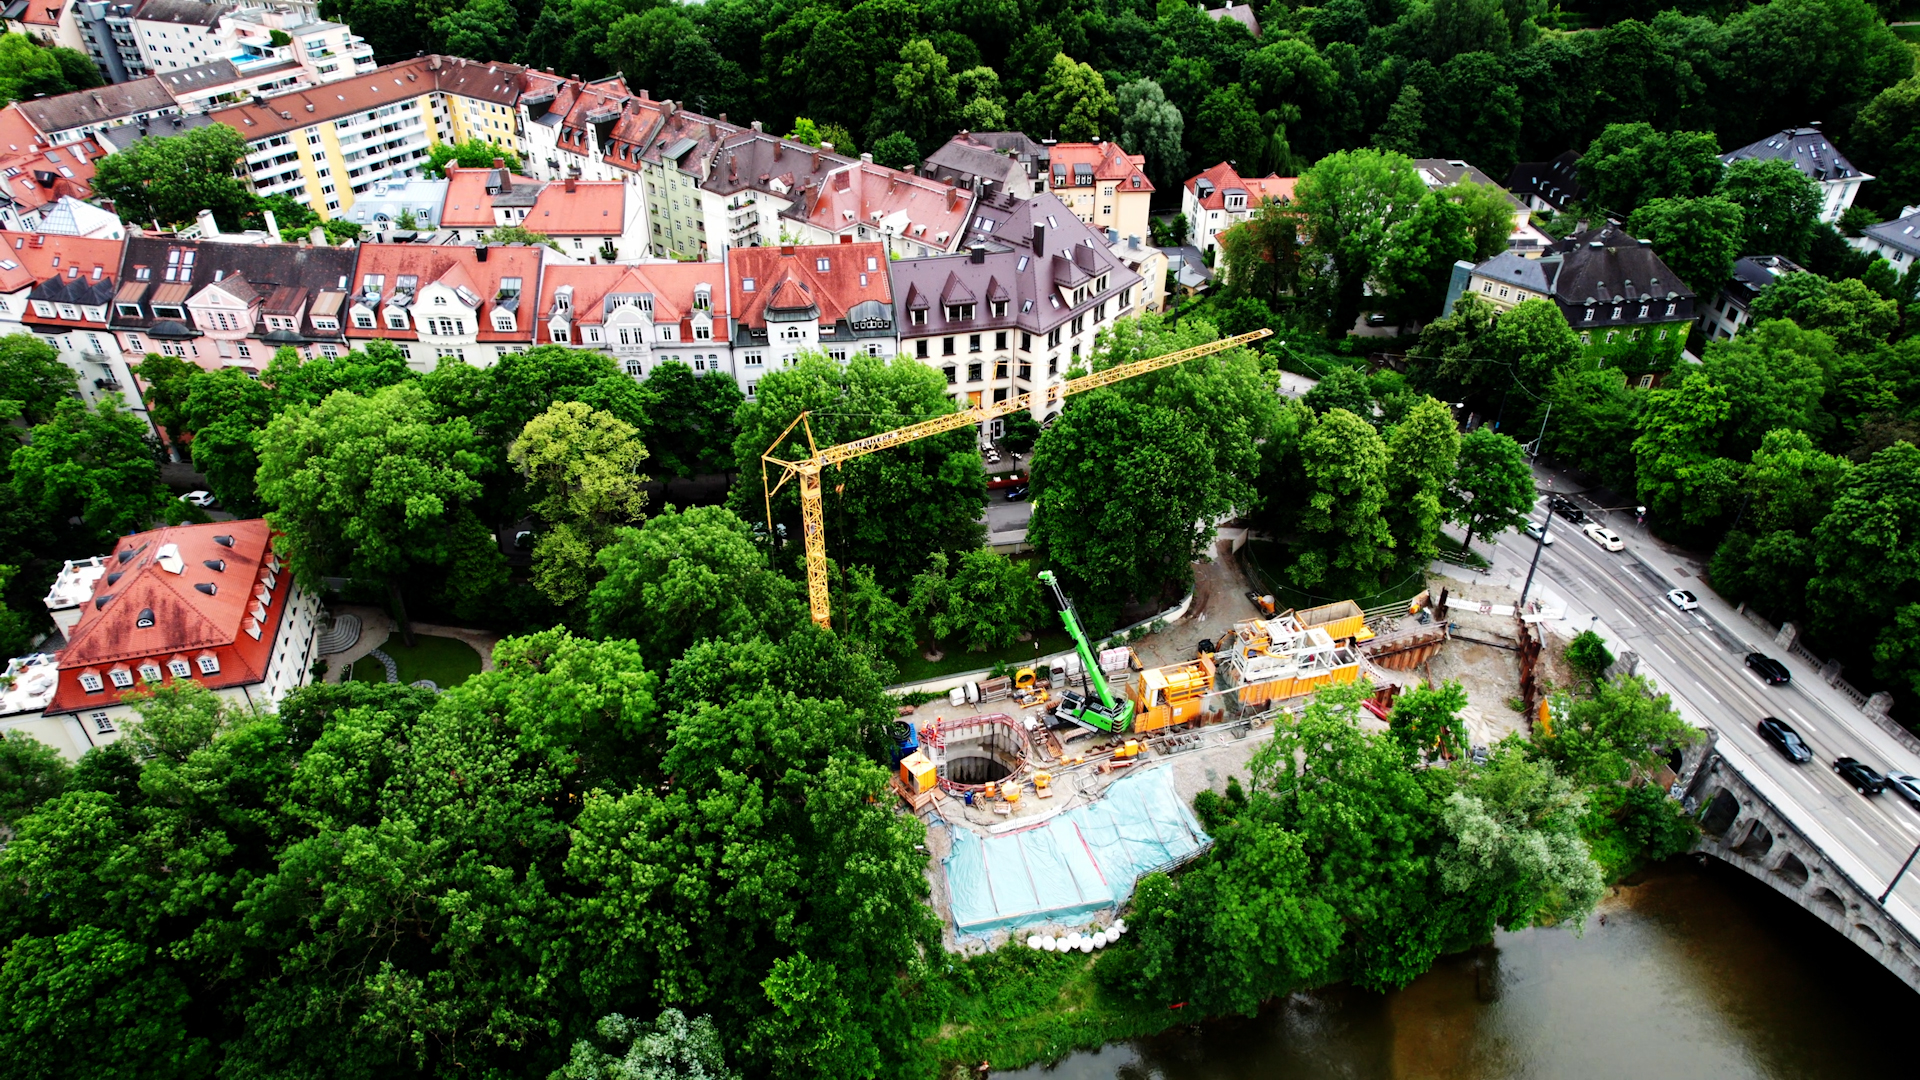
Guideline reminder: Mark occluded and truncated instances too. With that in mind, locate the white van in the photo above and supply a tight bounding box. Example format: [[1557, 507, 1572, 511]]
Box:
[[1583, 523, 1625, 552]]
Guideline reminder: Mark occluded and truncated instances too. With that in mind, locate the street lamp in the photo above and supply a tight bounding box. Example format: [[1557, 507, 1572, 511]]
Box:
[[1880, 838, 1920, 906], [1520, 507, 1551, 607]]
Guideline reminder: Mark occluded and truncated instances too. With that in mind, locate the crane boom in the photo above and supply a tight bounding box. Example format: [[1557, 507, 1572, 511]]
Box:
[[763, 327, 1273, 628]]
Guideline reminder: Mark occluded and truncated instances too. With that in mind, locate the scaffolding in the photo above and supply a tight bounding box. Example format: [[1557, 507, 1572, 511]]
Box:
[[1217, 616, 1361, 709]]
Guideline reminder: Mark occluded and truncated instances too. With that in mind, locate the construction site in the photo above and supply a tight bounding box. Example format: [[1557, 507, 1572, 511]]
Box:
[[756, 328, 1568, 952]]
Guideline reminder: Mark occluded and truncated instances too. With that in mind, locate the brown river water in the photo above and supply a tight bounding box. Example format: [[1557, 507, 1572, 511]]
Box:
[[996, 857, 1915, 1080]]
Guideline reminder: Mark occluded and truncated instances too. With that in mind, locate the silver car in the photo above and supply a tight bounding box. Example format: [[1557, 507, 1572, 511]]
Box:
[[1887, 772, 1920, 809]]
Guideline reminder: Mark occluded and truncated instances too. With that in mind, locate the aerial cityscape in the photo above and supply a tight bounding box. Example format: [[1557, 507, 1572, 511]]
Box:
[[0, 0, 1915, 1074]]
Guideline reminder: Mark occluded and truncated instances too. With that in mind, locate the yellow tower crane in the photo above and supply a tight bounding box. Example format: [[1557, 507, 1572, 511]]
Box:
[[761, 328, 1273, 628]]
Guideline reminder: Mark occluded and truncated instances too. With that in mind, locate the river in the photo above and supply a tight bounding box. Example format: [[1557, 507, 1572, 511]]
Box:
[[997, 857, 1916, 1080]]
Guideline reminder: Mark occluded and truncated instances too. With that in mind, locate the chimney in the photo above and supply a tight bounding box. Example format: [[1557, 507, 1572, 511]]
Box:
[[1032, 222, 1045, 255], [492, 156, 504, 169], [263, 208, 281, 244], [499, 169, 511, 193], [969, 244, 985, 264], [821, 141, 834, 154], [565, 173, 578, 192], [1128, 234, 1140, 250], [196, 208, 219, 238], [751, 120, 762, 132], [309, 225, 326, 247], [812, 151, 822, 173], [861, 152, 873, 165], [774, 141, 783, 161], [780, 244, 795, 256], [477, 244, 489, 261], [718, 113, 728, 123]]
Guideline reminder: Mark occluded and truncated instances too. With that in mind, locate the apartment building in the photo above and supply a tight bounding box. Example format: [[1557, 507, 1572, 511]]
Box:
[[344, 241, 544, 367], [892, 190, 1143, 424], [16, 76, 180, 145], [5, 0, 88, 54], [727, 241, 896, 397], [1722, 126, 1870, 225], [36, 519, 323, 753], [1700, 255, 1806, 342], [1047, 141, 1152, 244], [536, 260, 729, 378], [1412, 158, 1551, 255], [1851, 205, 1920, 269], [0, 104, 110, 233], [793, 156, 975, 258], [0, 230, 148, 428], [922, 130, 1039, 199], [1181, 161, 1294, 256], [696, 125, 854, 257], [107, 228, 356, 368], [209, 54, 523, 219], [634, 102, 739, 259], [516, 72, 639, 183], [438, 163, 647, 260]]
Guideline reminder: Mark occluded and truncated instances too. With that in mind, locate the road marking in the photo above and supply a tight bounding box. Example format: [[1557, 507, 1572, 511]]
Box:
[[1701, 686, 1723, 705], [1693, 613, 1709, 626], [1789, 767, 1822, 796], [1700, 634, 1723, 652], [1613, 607, 1637, 628], [1648, 642, 1677, 664], [1621, 565, 1642, 579], [1843, 815, 1884, 847], [1784, 707, 1815, 734]]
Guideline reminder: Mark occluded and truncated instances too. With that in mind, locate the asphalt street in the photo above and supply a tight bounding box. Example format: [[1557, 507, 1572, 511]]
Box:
[[1462, 487, 1920, 930]]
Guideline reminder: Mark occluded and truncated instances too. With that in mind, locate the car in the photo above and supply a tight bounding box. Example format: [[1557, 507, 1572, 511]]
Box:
[[1550, 496, 1591, 526], [179, 490, 218, 508], [1523, 521, 1555, 545], [1582, 523, 1625, 551], [1004, 485, 1030, 501], [1745, 652, 1792, 685], [1757, 716, 1812, 764], [1833, 757, 1888, 796], [1365, 313, 1390, 326], [1886, 772, 1920, 809], [1666, 589, 1699, 611]]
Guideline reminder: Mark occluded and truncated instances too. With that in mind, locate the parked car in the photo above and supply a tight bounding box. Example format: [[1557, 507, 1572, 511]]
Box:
[[1666, 589, 1699, 611], [1886, 771, 1920, 809], [1582, 523, 1625, 551], [1757, 716, 1812, 764], [1523, 521, 1555, 545], [1365, 313, 1390, 326], [1004, 485, 1030, 501], [1745, 652, 1792, 685], [179, 490, 218, 508], [1833, 757, 1888, 796]]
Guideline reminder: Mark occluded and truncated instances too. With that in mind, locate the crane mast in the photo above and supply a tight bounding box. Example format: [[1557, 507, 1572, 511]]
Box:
[[762, 328, 1273, 628]]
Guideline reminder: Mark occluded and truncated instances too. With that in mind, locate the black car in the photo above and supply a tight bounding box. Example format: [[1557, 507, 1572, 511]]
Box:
[[1757, 717, 1812, 763], [1004, 485, 1030, 501], [1745, 653, 1792, 685], [1548, 496, 1590, 525], [1833, 757, 1888, 796]]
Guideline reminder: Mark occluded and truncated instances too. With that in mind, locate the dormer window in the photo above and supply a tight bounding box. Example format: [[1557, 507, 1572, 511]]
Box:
[[693, 285, 711, 311], [116, 302, 142, 318], [109, 667, 134, 688], [353, 310, 375, 328], [386, 310, 409, 330], [139, 662, 162, 683], [741, 278, 755, 293], [168, 658, 191, 679], [197, 653, 219, 675], [991, 300, 1007, 317], [658, 325, 677, 342], [693, 323, 711, 341], [492, 310, 516, 332], [816, 257, 830, 271], [945, 303, 974, 321], [136, 608, 155, 628], [910, 308, 927, 326], [79, 671, 103, 693]]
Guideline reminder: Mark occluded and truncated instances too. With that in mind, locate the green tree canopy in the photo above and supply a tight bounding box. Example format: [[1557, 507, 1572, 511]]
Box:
[[0, 333, 77, 426], [1748, 272, 1900, 354], [1116, 78, 1186, 193], [1381, 396, 1461, 565], [1576, 123, 1723, 216], [1446, 426, 1536, 550], [509, 400, 650, 607], [1714, 157, 1821, 263], [1294, 149, 1440, 335], [421, 138, 522, 178], [1014, 53, 1113, 141], [1626, 195, 1745, 295], [8, 397, 166, 550], [0, 33, 101, 105]]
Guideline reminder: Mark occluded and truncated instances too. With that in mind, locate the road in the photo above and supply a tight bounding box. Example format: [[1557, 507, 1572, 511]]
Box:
[[1461, 486, 1920, 926]]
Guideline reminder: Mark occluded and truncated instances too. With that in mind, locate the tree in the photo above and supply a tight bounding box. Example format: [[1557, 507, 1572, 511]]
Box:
[[430, 0, 517, 66], [557, 1011, 740, 1080], [91, 124, 257, 231], [1850, 75, 1920, 217], [0, 34, 100, 105], [1436, 746, 1604, 934], [1542, 366, 1641, 495], [1748, 273, 1899, 354], [634, 361, 740, 487], [873, 39, 958, 153], [1300, 365, 1371, 418], [129, 353, 197, 447], [8, 397, 166, 550], [1293, 149, 1439, 336], [0, 333, 76, 426], [1625, 195, 1745, 295], [482, 223, 562, 250], [1564, 629, 1615, 684], [1382, 396, 1461, 566], [1440, 181, 1517, 263], [1715, 157, 1821, 263], [868, 131, 919, 170], [509, 401, 651, 607], [1193, 84, 1265, 178], [1576, 123, 1723, 216], [1014, 53, 1113, 141], [1809, 441, 1920, 639], [261, 340, 416, 410], [930, 548, 1040, 652], [1373, 84, 1426, 157], [1631, 372, 1742, 532], [422, 138, 522, 178], [1709, 428, 1851, 622], [586, 506, 800, 666], [1116, 78, 1185, 193], [1446, 426, 1535, 551], [1693, 320, 1830, 457], [1218, 201, 1302, 306], [1388, 680, 1469, 762], [0, 732, 67, 828], [1539, 674, 1696, 785], [254, 382, 501, 640], [729, 353, 984, 591], [954, 66, 1007, 132], [1289, 407, 1394, 586], [831, 561, 916, 663]]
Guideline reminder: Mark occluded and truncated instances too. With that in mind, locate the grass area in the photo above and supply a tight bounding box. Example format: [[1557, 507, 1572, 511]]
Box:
[[348, 634, 484, 689], [1891, 22, 1920, 41], [892, 630, 1078, 685], [1243, 540, 1431, 613], [1436, 532, 1492, 569], [913, 948, 1180, 1076]]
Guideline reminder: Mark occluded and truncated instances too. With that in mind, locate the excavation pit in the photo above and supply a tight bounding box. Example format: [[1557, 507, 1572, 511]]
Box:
[[927, 713, 1030, 792]]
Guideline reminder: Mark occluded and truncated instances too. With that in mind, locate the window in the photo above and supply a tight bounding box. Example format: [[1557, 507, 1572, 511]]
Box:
[[1582, 308, 1594, 322], [741, 277, 755, 292], [1018, 361, 1031, 379], [815, 257, 830, 271], [910, 308, 927, 326], [916, 340, 929, 359], [552, 326, 571, 344], [625, 357, 643, 375], [168, 658, 191, 679], [197, 654, 219, 675], [1665, 302, 1677, 316], [969, 334, 981, 352], [995, 331, 1007, 350], [1637, 304, 1649, 318], [435, 346, 466, 362], [139, 663, 162, 683], [79, 671, 103, 693], [425, 317, 461, 335], [1658, 328, 1669, 340], [744, 353, 764, 367], [1580, 332, 1592, 345], [313, 317, 338, 331], [661, 325, 678, 342], [1606, 330, 1618, 343], [109, 667, 133, 689], [353, 310, 375, 328], [1498, 287, 1509, 299], [967, 362, 982, 382], [942, 337, 956, 356], [1481, 281, 1493, 293], [1020, 332, 1031, 351], [746, 382, 757, 398], [945, 303, 974, 321], [694, 323, 711, 340], [386, 310, 409, 330], [115, 302, 141, 318], [1101, 205, 1111, 216], [152, 304, 185, 320], [1611, 307, 1622, 320], [91, 712, 114, 734]]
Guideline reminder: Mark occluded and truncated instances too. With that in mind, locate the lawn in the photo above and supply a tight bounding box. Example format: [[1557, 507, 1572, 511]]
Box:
[[1436, 532, 1492, 569], [1891, 22, 1920, 41], [891, 630, 1078, 686], [1243, 540, 1430, 613], [349, 634, 485, 689]]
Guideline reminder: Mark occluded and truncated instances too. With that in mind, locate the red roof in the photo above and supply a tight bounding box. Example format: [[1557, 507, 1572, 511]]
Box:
[[20, 0, 63, 26], [211, 56, 526, 142], [1049, 141, 1154, 192], [346, 242, 543, 343], [527, 179, 626, 235], [0, 105, 100, 212], [1185, 161, 1294, 210], [804, 162, 973, 249], [439, 164, 538, 228], [728, 242, 891, 329], [47, 520, 295, 714], [535, 261, 727, 342]]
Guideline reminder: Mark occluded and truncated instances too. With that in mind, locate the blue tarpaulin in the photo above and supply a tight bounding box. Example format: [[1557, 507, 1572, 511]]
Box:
[[942, 768, 1212, 935]]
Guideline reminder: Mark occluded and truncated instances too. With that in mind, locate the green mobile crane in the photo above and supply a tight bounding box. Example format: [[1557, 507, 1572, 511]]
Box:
[[1038, 570, 1134, 733]]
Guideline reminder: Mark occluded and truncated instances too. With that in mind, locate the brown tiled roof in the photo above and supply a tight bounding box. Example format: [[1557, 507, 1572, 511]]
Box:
[[729, 242, 892, 331], [210, 56, 527, 142]]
